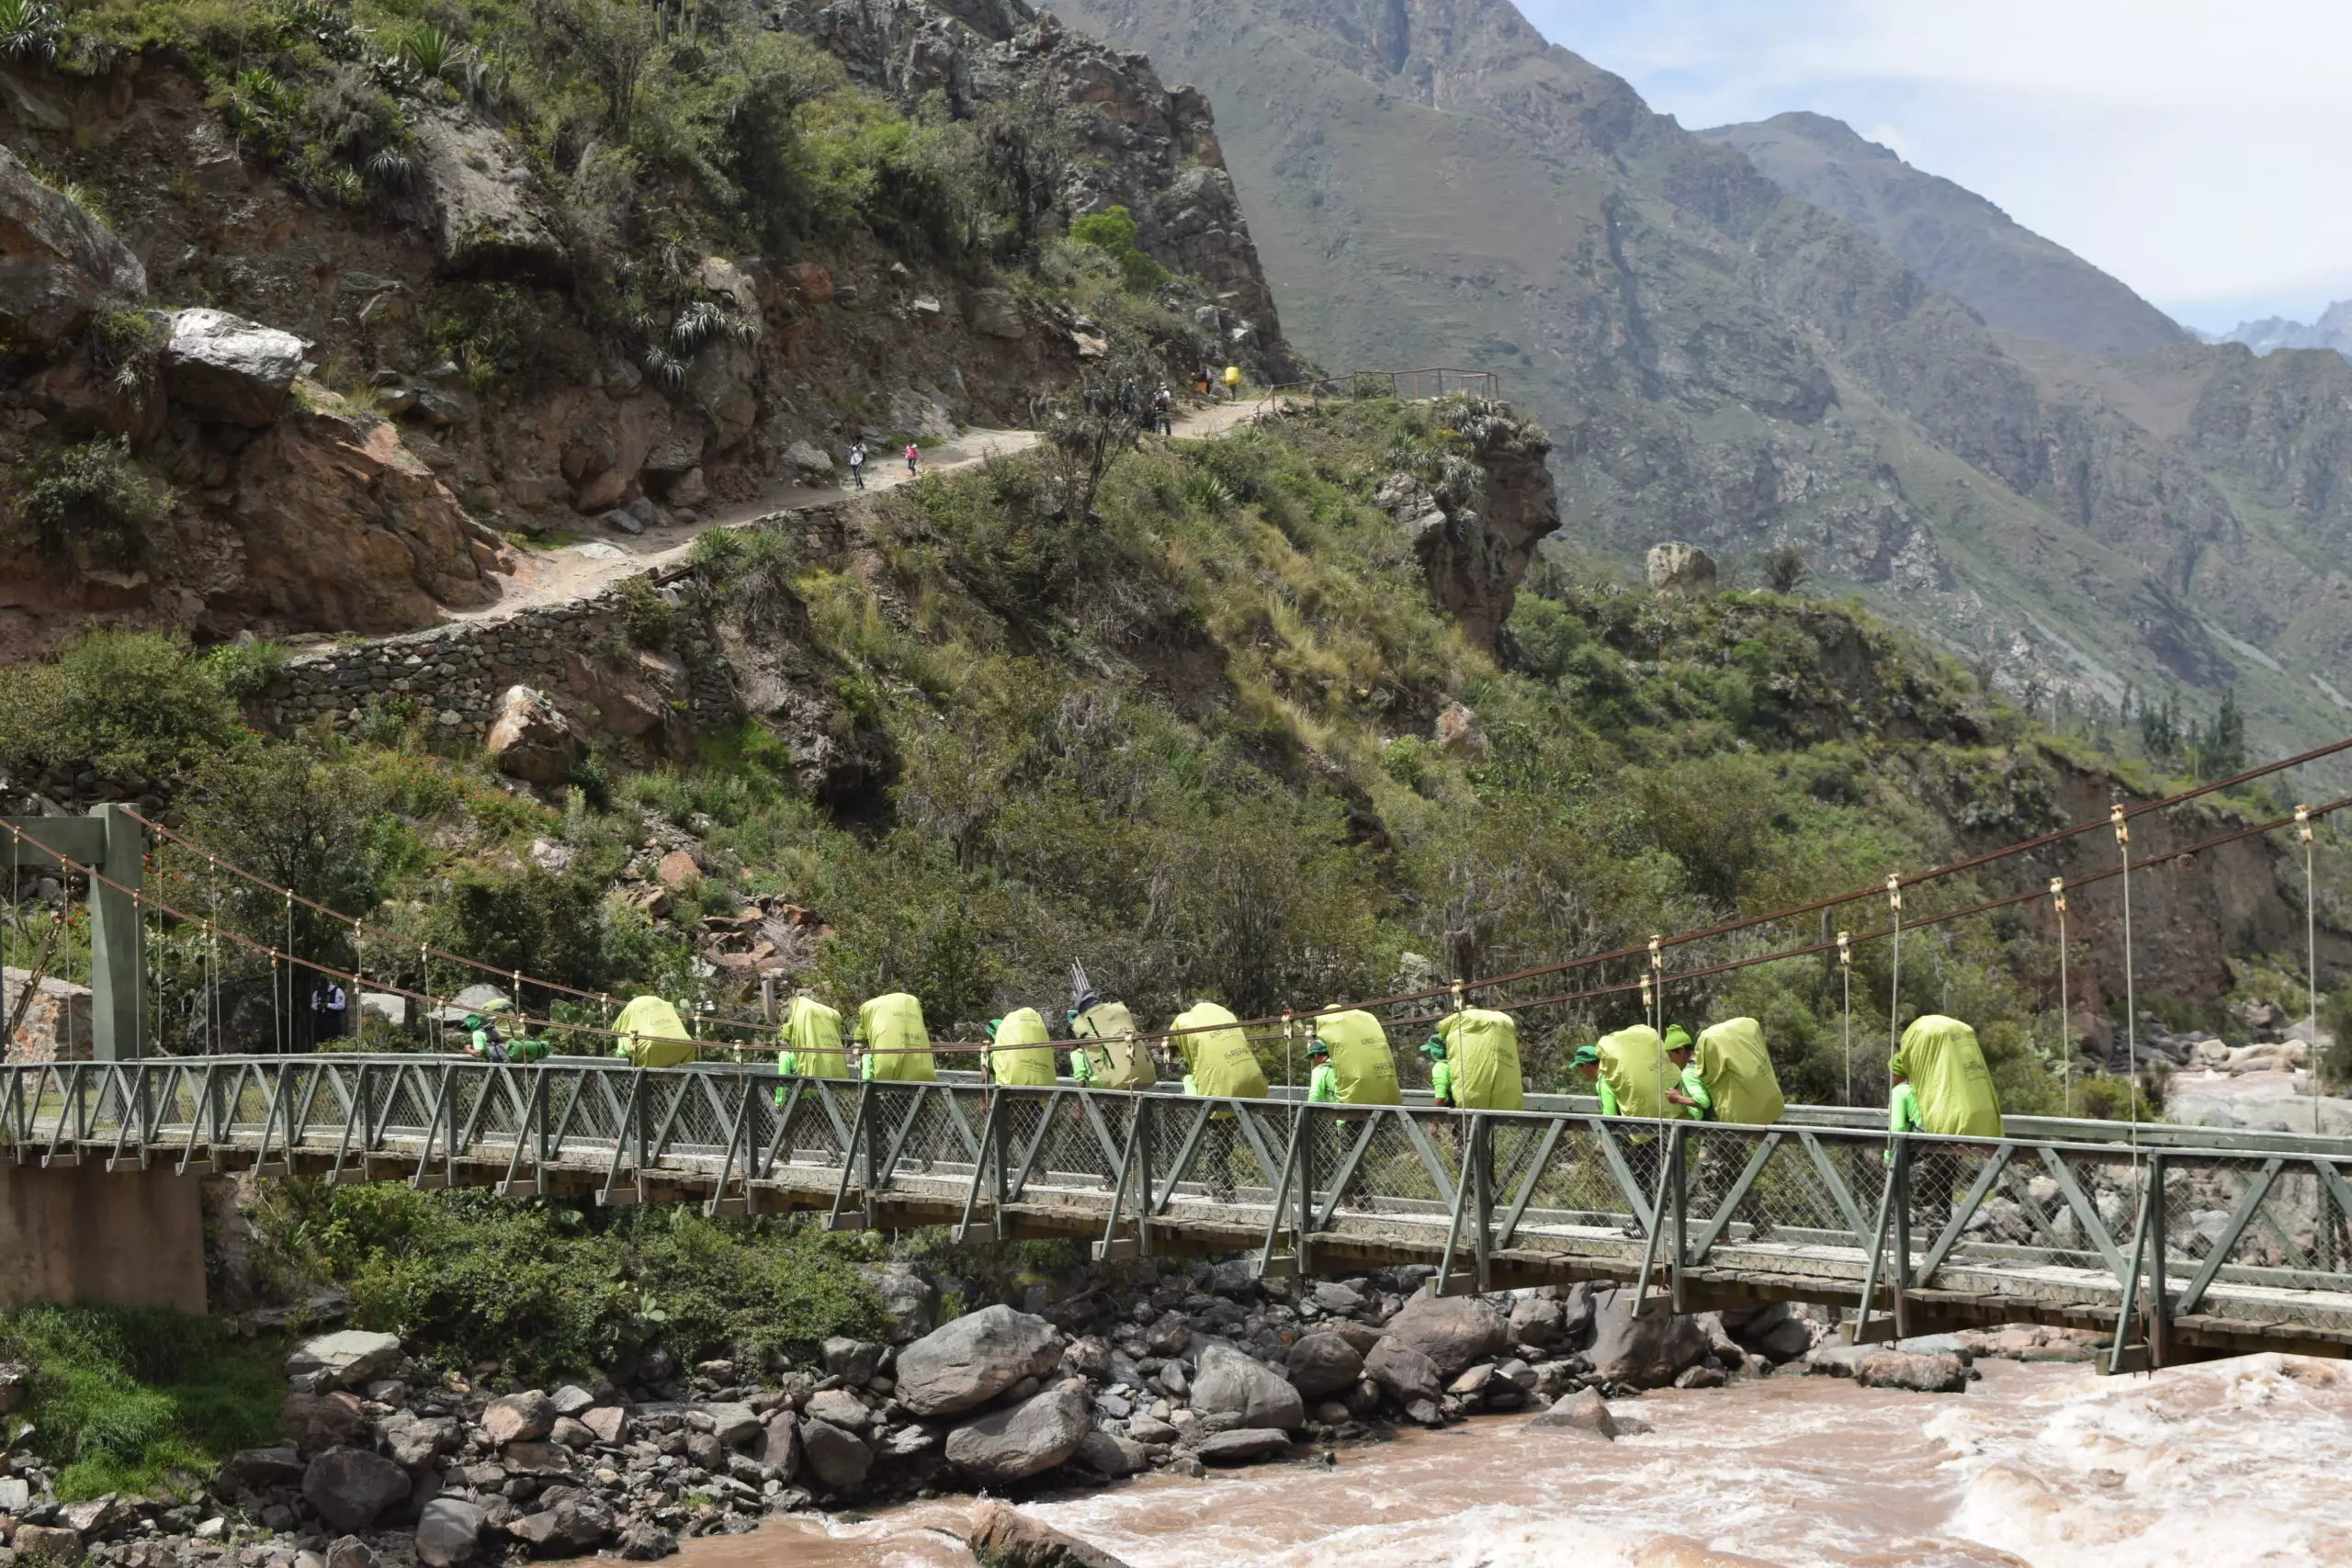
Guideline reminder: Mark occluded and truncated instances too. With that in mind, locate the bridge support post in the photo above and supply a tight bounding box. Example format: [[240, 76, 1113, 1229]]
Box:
[[1468, 1114, 1493, 1295], [1667, 1123, 1688, 1315], [1295, 1109, 1317, 1276], [1890, 1134, 1914, 1339], [2145, 1152, 2171, 1367], [0, 1159, 205, 1313], [4, 807, 145, 1061]]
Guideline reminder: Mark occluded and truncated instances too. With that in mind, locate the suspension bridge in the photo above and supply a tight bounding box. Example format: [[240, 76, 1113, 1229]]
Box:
[[6, 739, 2352, 1373]]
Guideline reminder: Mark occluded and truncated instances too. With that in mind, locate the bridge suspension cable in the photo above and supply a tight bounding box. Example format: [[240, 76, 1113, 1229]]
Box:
[[55, 735, 2352, 1061]]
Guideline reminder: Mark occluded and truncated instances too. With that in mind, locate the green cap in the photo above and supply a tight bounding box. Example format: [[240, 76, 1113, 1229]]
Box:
[[986, 1018, 1002, 1040], [1571, 1045, 1600, 1066], [1887, 1052, 1910, 1077], [1419, 1036, 1448, 1058], [463, 1013, 484, 1031], [1306, 1039, 1329, 1058], [1664, 1024, 1693, 1053]]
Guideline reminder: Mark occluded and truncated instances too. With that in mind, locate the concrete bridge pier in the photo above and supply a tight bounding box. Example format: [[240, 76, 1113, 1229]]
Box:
[[0, 1160, 207, 1314]]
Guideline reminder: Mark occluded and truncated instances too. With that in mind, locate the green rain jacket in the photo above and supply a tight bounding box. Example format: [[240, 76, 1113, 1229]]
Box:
[[990, 1007, 1058, 1087], [1437, 1009, 1525, 1111], [1897, 1015, 2004, 1136], [858, 992, 938, 1083], [612, 995, 695, 1068], [781, 995, 850, 1078], [1311, 1010, 1401, 1105], [1173, 1002, 1267, 1100], [1694, 1017, 1787, 1126], [1594, 1026, 1669, 1120]]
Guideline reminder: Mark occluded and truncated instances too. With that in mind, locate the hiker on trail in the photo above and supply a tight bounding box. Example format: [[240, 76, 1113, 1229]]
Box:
[[1674, 1018, 1786, 1237], [905, 441, 921, 477], [462, 1010, 503, 1062], [1662, 1026, 1706, 1120], [1890, 1016, 2004, 1136], [1171, 999, 1262, 1201], [1223, 365, 1242, 400], [1066, 961, 1154, 1089], [310, 980, 347, 1044], [987, 1008, 1058, 1088], [1433, 1007, 1524, 1111], [848, 441, 867, 491], [775, 988, 848, 1103], [1154, 384, 1172, 434], [857, 991, 938, 1082]]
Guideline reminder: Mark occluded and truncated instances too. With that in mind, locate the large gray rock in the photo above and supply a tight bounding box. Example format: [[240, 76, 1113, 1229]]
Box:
[[1526, 1387, 1617, 1439], [281, 1392, 369, 1454], [160, 307, 307, 425], [1283, 1332, 1364, 1400], [483, 687, 582, 789], [799, 1418, 873, 1494], [1646, 541, 1717, 598], [820, 1337, 886, 1385], [505, 1486, 615, 1556], [699, 1400, 761, 1448], [1188, 1343, 1305, 1430], [944, 1380, 1091, 1485], [1381, 1291, 1508, 1379], [895, 1305, 1063, 1417], [302, 1447, 411, 1533], [0, 144, 145, 348], [1508, 1294, 1566, 1348], [413, 110, 569, 282], [379, 1412, 459, 1470], [757, 1410, 801, 1479], [1363, 1337, 1444, 1407], [413, 1499, 487, 1568], [1193, 1427, 1294, 1466], [966, 1501, 1132, 1568], [1076, 1428, 1146, 1477], [861, 1261, 942, 1342], [284, 1330, 403, 1393], [1586, 1289, 1710, 1389], [1720, 1302, 1815, 1363], [481, 1390, 556, 1446], [1855, 1351, 1969, 1394], [217, 1445, 306, 1494], [805, 1388, 874, 1433]]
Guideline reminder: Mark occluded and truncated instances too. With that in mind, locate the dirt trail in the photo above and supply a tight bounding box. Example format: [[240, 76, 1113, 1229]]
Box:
[[448, 398, 1270, 626]]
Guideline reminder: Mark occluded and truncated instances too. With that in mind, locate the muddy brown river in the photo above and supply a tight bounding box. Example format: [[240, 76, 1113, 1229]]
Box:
[[677, 1356, 2352, 1567]]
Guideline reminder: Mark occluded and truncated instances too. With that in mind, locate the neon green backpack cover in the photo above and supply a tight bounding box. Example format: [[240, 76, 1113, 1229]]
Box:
[[1311, 1010, 1401, 1105], [781, 995, 849, 1077], [1174, 1001, 1267, 1100], [1438, 1008, 1525, 1111], [1072, 1000, 1156, 1089], [990, 1007, 1058, 1087], [1901, 1015, 2004, 1136], [1596, 1025, 1669, 1119], [613, 995, 695, 1068], [1695, 1016, 1785, 1126], [859, 992, 938, 1082]]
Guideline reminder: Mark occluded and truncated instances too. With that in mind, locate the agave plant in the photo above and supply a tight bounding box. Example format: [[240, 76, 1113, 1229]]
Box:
[[0, 0, 62, 65], [363, 145, 417, 191], [1182, 470, 1238, 514], [393, 20, 461, 82]]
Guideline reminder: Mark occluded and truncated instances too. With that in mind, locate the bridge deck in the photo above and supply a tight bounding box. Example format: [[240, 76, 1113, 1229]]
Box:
[[11, 1055, 2352, 1367]]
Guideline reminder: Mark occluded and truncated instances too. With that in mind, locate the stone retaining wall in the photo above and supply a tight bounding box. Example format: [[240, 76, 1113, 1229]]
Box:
[[257, 581, 736, 751]]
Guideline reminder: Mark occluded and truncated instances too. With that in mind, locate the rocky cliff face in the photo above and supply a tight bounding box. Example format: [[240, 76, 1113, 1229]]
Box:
[[0, 0, 1297, 658], [1052, 0, 2352, 780]]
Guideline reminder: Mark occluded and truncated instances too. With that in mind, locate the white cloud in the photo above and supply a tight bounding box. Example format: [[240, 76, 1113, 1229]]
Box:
[[1521, 0, 2352, 329]]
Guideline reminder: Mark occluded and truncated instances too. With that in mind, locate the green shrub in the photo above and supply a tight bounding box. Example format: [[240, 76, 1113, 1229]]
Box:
[[203, 639, 288, 701], [0, 1305, 284, 1501], [12, 436, 173, 561], [1069, 205, 1170, 292], [0, 627, 241, 784], [620, 576, 677, 649]]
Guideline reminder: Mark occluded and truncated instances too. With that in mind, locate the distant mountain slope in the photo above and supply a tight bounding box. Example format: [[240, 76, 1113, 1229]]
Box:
[[2223, 300, 2352, 360], [1699, 113, 2188, 359], [1052, 0, 2352, 776]]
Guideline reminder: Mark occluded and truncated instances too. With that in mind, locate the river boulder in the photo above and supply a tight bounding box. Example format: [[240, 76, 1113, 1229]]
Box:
[[413, 1499, 487, 1568], [896, 1305, 1064, 1416], [1189, 1342, 1305, 1429], [1585, 1288, 1708, 1388], [966, 1501, 1133, 1568], [944, 1380, 1091, 1484], [799, 1419, 873, 1494], [285, 1330, 403, 1393], [1363, 1336, 1445, 1406], [1854, 1350, 1969, 1393], [481, 1389, 556, 1446], [1381, 1290, 1507, 1378], [1193, 1428, 1294, 1465], [302, 1447, 411, 1532], [1526, 1386, 1617, 1439], [1283, 1331, 1364, 1399], [506, 1485, 615, 1556]]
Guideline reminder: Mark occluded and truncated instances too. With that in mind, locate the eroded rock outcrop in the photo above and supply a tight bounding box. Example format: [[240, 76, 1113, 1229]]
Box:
[[0, 143, 145, 348]]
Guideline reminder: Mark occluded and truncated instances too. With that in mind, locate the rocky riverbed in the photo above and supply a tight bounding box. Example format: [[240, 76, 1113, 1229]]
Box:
[[0, 1259, 2103, 1568]]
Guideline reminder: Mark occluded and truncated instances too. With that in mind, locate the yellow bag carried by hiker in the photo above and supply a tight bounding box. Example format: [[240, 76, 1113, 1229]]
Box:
[[1437, 1008, 1525, 1111], [859, 992, 938, 1083], [989, 1007, 1057, 1088], [1072, 999, 1158, 1089], [1596, 1025, 1670, 1119], [613, 995, 695, 1068], [1311, 1010, 1401, 1105], [1899, 1015, 2004, 1136], [782, 994, 849, 1077], [1695, 1017, 1786, 1126], [1174, 1001, 1267, 1100]]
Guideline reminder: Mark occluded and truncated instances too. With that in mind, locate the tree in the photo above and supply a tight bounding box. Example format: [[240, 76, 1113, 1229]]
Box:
[[1037, 341, 1162, 522], [1762, 547, 1809, 595], [2138, 683, 2181, 764], [2196, 687, 2247, 780]]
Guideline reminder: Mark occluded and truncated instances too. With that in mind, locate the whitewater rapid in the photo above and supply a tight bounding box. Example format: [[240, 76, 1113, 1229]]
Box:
[[679, 1356, 2352, 1568]]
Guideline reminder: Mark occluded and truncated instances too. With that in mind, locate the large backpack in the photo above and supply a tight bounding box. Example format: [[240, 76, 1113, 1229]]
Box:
[[1437, 1008, 1525, 1111], [613, 995, 695, 1068], [1595, 1025, 1669, 1119], [1311, 1009, 1401, 1105], [1694, 1016, 1785, 1125], [989, 1007, 1058, 1087], [782, 995, 850, 1077], [858, 992, 938, 1083], [1172, 1001, 1266, 1100], [1901, 1015, 2005, 1136], [1071, 999, 1157, 1089]]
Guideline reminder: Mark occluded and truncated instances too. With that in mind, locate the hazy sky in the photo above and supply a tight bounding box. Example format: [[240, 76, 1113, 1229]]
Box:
[[1521, 0, 2352, 333]]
